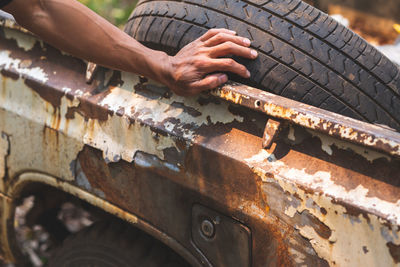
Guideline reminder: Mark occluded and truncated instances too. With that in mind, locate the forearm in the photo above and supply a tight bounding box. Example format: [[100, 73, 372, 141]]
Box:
[[4, 0, 169, 83], [3, 0, 257, 96]]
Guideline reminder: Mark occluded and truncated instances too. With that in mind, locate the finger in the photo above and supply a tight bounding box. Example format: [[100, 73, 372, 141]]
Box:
[[209, 41, 258, 59], [191, 73, 229, 93], [199, 28, 236, 42], [204, 32, 251, 47], [204, 58, 251, 78]]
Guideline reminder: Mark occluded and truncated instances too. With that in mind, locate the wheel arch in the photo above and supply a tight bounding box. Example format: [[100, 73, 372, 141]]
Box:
[[2, 172, 200, 266]]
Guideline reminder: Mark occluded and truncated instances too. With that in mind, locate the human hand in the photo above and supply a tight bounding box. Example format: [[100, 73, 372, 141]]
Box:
[[161, 28, 258, 96]]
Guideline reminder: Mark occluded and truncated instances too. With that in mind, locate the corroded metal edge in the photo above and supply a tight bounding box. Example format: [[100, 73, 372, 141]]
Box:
[[0, 14, 30, 35], [212, 83, 400, 158]]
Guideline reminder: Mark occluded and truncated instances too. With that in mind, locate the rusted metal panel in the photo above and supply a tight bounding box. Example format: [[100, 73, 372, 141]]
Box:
[[212, 84, 400, 158], [262, 118, 282, 149], [0, 15, 399, 267]]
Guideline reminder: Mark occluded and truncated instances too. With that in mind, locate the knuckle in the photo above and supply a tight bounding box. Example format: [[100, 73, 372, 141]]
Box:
[[194, 58, 208, 69], [214, 33, 224, 42], [225, 41, 236, 50], [225, 59, 236, 67], [220, 42, 232, 53]]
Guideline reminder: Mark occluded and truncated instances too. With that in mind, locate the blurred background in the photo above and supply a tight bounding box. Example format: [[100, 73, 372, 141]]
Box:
[[78, 0, 138, 27]]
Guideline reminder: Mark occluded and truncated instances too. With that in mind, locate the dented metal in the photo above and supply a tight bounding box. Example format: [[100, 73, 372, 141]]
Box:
[[0, 15, 399, 267]]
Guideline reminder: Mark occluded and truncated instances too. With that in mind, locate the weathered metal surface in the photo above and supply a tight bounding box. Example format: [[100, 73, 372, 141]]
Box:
[[0, 132, 9, 193], [262, 118, 282, 149], [85, 62, 99, 84], [212, 84, 400, 158], [0, 15, 399, 267], [192, 204, 252, 267]]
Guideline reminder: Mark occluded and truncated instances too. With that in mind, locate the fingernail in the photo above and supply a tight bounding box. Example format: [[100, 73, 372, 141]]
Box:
[[243, 38, 251, 46], [229, 30, 237, 35], [251, 49, 258, 58], [219, 74, 228, 84], [246, 70, 251, 78]]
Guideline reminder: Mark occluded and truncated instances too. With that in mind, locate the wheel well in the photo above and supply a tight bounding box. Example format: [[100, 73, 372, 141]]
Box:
[[7, 180, 195, 266]]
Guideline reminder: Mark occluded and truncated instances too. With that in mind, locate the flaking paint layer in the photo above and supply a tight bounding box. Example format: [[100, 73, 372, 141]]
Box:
[[246, 149, 400, 266]]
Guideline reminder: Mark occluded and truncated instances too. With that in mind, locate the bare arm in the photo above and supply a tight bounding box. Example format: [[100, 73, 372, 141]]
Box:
[[3, 0, 257, 95]]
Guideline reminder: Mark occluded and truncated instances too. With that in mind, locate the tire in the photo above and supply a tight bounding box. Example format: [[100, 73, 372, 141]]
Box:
[[125, 0, 400, 131], [48, 220, 190, 267]]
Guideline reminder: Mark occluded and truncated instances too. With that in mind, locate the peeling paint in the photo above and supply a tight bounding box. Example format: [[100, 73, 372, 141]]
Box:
[[0, 51, 47, 82], [99, 74, 243, 140], [0, 77, 84, 181], [3, 28, 37, 52], [308, 129, 391, 162], [246, 149, 400, 266], [213, 83, 400, 158]]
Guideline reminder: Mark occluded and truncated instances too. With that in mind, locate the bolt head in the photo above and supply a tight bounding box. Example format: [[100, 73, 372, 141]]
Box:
[[200, 219, 215, 239]]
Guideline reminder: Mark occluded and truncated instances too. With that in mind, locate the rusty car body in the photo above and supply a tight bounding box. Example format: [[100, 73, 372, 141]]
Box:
[[0, 6, 400, 266]]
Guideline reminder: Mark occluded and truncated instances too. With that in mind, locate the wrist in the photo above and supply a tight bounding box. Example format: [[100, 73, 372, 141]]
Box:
[[134, 49, 174, 87], [152, 51, 174, 87]]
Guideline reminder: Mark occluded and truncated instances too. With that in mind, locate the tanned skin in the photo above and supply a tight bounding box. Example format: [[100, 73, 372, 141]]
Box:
[[3, 0, 258, 96]]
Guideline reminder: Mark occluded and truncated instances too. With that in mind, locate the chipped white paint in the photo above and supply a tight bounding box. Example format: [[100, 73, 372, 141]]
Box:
[[0, 77, 84, 181], [0, 43, 243, 166], [99, 73, 244, 140], [0, 51, 48, 82], [0, 73, 178, 165], [309, 129, 391, 162], [245, 149, 400, 266], [4, 28, 36, 51], [82, 113, 179, 162], [216, 85, 400, 157], [62, 87, 72, 94]]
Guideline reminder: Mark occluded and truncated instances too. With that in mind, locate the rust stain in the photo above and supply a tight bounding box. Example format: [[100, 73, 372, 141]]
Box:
[[387, 242, 400, 263], [0, 69, 18, 80], [25, 79, 64, 109]]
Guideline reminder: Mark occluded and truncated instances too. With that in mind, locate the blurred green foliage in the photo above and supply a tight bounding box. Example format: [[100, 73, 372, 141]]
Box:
[[78, 0, 138, 27]]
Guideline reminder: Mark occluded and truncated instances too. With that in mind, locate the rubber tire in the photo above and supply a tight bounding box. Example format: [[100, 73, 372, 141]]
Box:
[[48, 220, 190, 267], [125, 0, 400, 131]]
